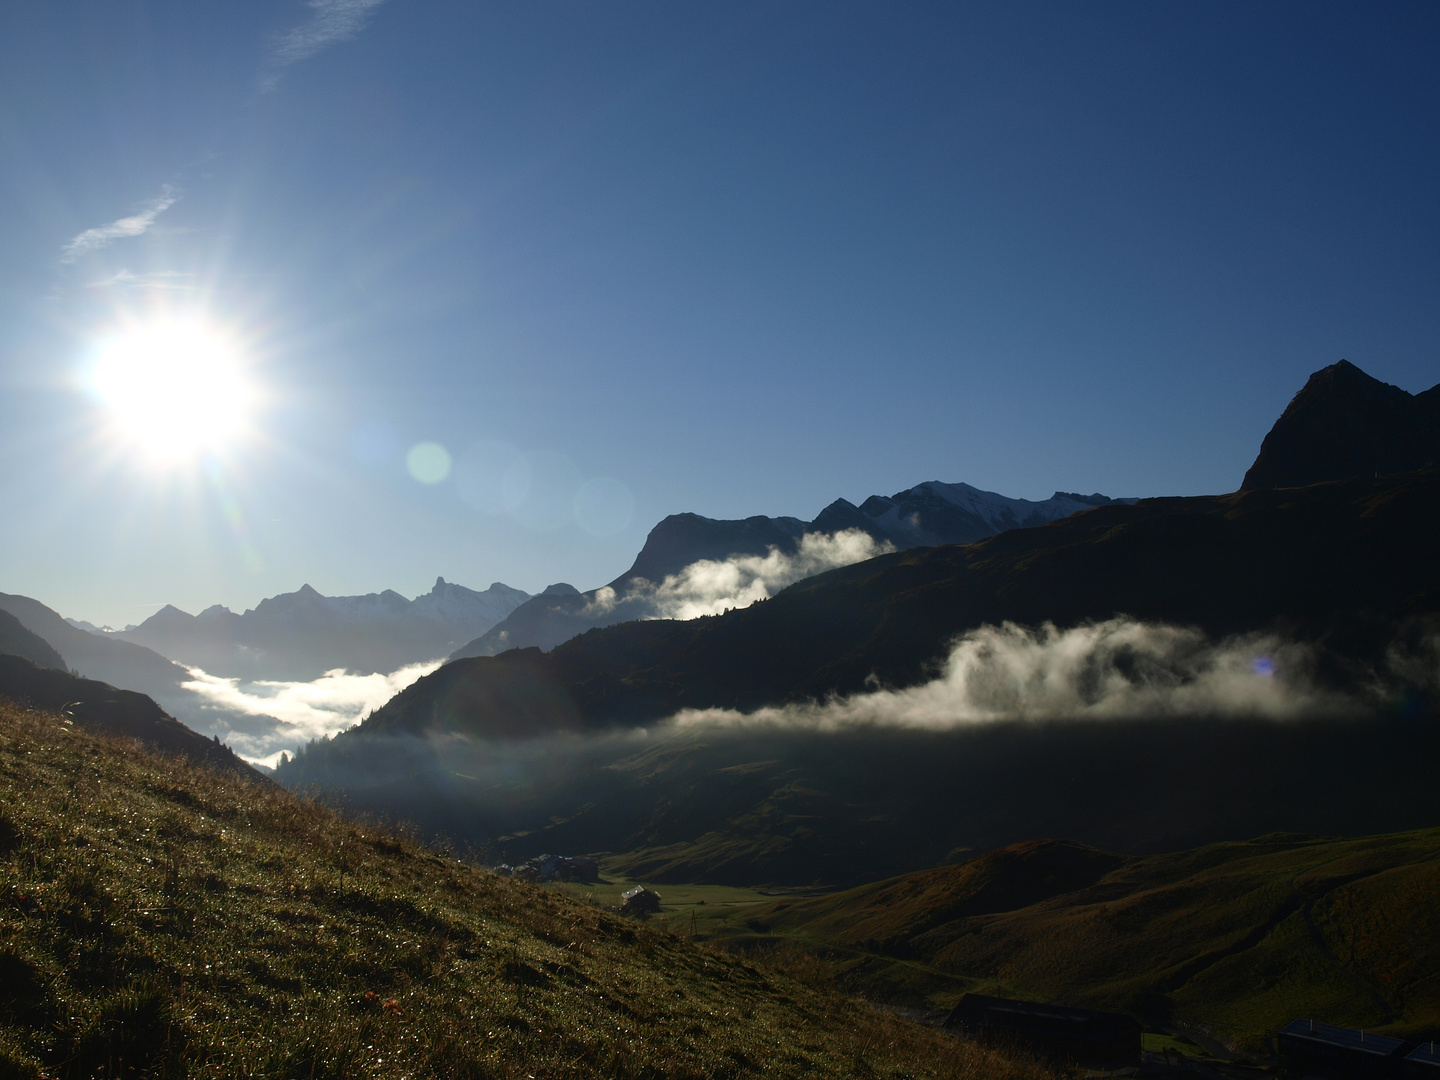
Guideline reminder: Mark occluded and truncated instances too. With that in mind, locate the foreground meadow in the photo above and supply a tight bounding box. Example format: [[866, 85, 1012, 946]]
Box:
[[0, 701, 1050, 1080]]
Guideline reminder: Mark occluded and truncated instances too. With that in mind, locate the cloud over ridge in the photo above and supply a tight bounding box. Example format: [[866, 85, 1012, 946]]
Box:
[[614, 529, 894, 621], [672, 618, 1362, 732]]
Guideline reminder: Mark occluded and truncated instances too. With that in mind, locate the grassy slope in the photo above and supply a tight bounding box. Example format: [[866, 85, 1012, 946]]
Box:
[[721, 833, 1440, 1055], [0, 702, 1052, 1080]]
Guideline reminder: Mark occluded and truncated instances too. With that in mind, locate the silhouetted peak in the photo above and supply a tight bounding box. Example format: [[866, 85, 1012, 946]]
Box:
[[138, 604, 195, 629], [1241, 360, 1440, 490], [541, 583, 580, 596]]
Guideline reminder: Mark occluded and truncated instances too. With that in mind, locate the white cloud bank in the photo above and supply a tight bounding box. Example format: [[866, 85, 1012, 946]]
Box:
[[183, 659, 440, 769], [672, 618, 1362, 732], [588, 529, 893, 622], [61, 186, 180, 263]]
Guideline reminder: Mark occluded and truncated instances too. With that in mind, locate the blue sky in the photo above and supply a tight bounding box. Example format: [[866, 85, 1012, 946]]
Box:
[[1, 1, 1437, 628]]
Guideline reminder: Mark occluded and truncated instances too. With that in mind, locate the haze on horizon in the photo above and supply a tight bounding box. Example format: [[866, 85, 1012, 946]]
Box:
[[1, 1, 1437, 629]]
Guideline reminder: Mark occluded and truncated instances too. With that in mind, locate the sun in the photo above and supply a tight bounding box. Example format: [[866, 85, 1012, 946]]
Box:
[[88, 316, 257, 463]]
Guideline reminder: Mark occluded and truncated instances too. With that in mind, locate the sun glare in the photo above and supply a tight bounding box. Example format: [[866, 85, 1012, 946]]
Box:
[[89, 317, 256, 463]]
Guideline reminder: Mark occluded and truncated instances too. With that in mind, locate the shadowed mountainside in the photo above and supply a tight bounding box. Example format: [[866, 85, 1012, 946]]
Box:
[[0, 591, 282, 744], [454, 486, 1128, 659], [0, 609, 65, 671], [276, 715, 1440, 890], [1242, 360, 1440, 489], [0, 592, 192, 704]]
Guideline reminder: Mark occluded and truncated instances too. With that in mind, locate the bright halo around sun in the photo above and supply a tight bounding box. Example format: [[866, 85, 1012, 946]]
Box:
[[89, 316, 257, 464]]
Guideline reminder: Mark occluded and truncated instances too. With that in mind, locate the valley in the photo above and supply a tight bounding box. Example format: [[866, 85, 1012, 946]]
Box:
[[695, 829, 1440, 1055]]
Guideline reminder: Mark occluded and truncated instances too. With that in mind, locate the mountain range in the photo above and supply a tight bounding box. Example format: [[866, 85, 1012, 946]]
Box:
[[305, 468, 1440, 746], [111, 577, 531, 681], [271, 359, 1440, 886], [453, 484, 1132, 659]]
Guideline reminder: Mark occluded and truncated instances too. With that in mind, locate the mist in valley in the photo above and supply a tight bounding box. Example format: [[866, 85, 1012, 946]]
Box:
[[276, 616, 1440, 887]]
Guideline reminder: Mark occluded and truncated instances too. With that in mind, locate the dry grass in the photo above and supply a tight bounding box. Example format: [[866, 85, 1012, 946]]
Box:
[[0, 701, 1055, 1080]]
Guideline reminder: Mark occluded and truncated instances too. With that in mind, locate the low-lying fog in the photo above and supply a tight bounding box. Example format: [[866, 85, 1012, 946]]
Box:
[[263, 614, 1438, 885], [182, 659, 442, 768], [208, 610, 1437, 769]]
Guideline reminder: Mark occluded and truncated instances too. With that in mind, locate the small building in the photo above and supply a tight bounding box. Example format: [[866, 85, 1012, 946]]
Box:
[[943, 994, 1141, 1065], [1277, 1019, 1408, 1080], [620, 886, 662, 916], [1402, 1041, 1440, 1080]]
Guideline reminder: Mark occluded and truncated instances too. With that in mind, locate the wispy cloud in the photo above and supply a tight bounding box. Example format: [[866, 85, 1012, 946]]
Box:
[[61, 186, 180, 264], [85, 269, 196, 292], [266, 0, 385, 87], [621, 529, 894, 621]]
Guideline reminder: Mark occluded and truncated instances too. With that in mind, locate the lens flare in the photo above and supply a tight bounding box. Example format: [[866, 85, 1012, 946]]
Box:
[[406, 441, 452, 484]]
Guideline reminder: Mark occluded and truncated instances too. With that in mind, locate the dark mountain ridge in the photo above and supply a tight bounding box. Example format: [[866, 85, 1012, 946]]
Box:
[[0, 608, 66, 671], [1242, 360, 1440, 489], [0, 591, 197, 706], [454, 484, 1131, 659]]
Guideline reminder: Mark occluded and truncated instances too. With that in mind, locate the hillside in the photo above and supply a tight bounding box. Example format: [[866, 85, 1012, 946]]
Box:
[[0, 699, 1050, 1080], [0, 593, 194, 708], [731, 830, 1440, 1055], [0, 655, 258, 778]]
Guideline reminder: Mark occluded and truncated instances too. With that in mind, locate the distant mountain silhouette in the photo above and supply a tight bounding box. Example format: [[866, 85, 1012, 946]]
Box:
[[454, 484, 1131, 659], [115, 578, 530, 681], [0, 592, 195, 704], [0, 591, 279, 744], [0, 608, 66, 670], [1242, 360, 1440, 489], [0, 654, 260, 778]]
